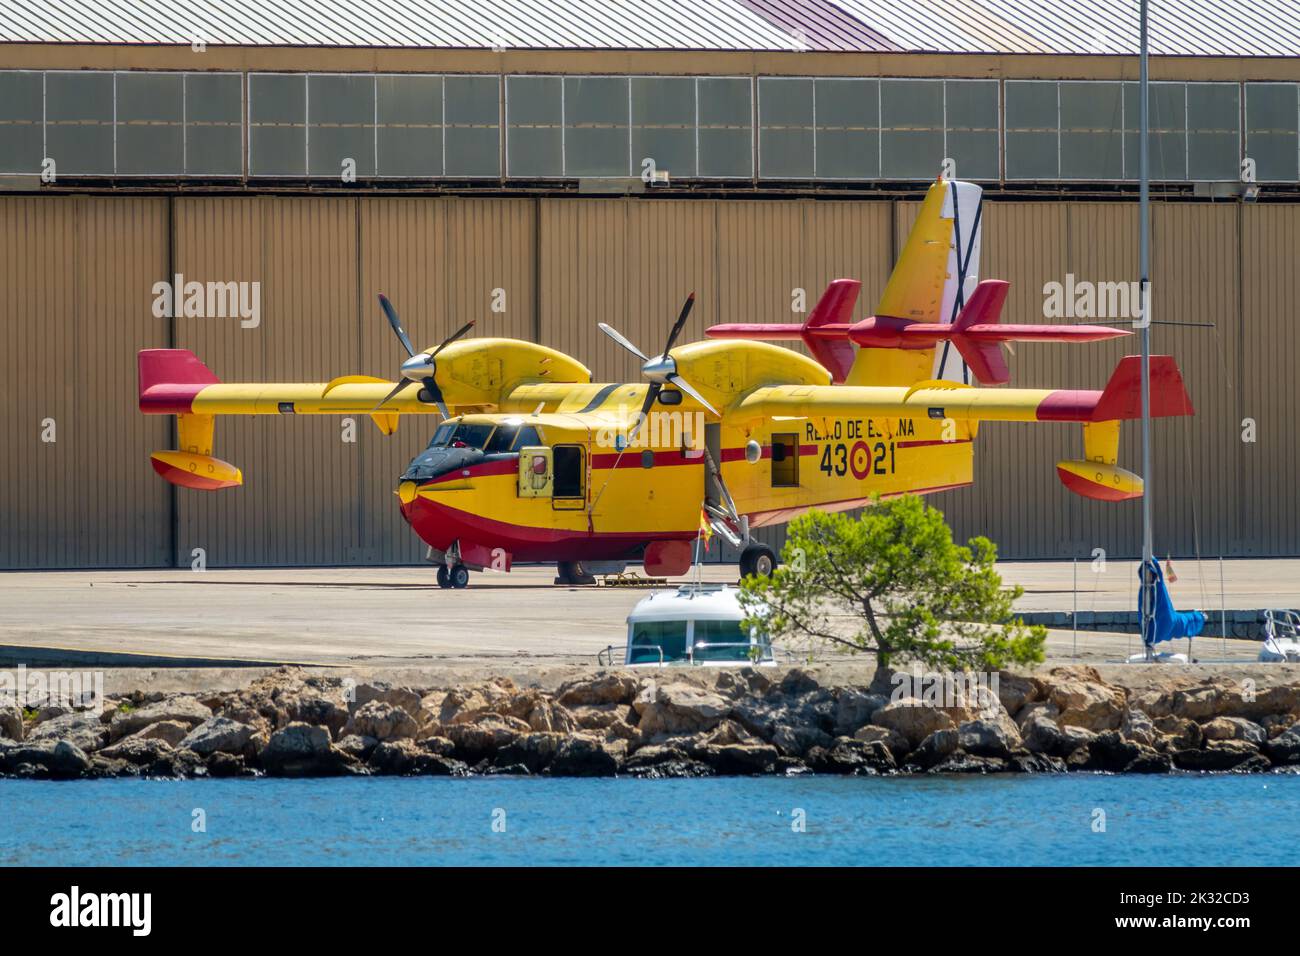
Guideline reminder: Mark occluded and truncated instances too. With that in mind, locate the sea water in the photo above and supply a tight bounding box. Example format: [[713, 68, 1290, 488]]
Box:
[[2, 774, 1296, 866]]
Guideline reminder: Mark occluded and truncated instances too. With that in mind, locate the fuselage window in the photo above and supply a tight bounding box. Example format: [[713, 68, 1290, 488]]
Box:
[[552, 444, 584, 498], [449, 423, 495, 449], [485, 424, 520, 454], [511, 425, 542, 451], [771, 432, 799, 487]]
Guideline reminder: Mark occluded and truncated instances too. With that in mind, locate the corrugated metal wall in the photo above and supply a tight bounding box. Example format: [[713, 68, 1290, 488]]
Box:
[[1, 193, 1296, 567]]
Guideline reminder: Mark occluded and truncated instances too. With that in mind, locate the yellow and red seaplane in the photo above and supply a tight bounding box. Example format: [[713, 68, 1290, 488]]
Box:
[[138, 178, 1193, 587]]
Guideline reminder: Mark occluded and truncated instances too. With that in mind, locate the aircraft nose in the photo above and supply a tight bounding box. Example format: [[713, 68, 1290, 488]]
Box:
[[400, 354, 432, 380], [396, 480, 418, 504]]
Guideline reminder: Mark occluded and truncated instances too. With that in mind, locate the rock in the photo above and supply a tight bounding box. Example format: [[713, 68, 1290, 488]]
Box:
[[771, 723, 834, 758], [1061, 725, 1097, 753], [997, 672, 1045, 715], [1153, 715, 1202, 751], [624, 745, 713, 778], [27, 711, 109, 752], [260, 722, 357, 777], [714, 668, 772, 698], [1078, 731, 1146, 772], [1045, 670, 1126, 731], [109, 697, 212, 741], [349, 681, 424, 716], [1008, 753, 1066, 773], [336, 734, 378, 759], [958, 718, 1021, 759], [548, 735, 621, 776], [569, 703, 634, 734], [929, 753, 1007, 774], [368, 739, 465, 776], [98, 737, 201, 777], [779, 669, 821, 697], [206, 752, 251, 778], [697, 741, 780, 775], [1121, 708, 1157, 747], [434, 679, 517, 725], [1173, 740, 1267, 772], [0, 702, 22, 741], [419, 735, 455, 757], [0, 739, 90, 777], [344, 700, 420, 742], [494, 732, 564, 773], [832, 689, 887, 736], [283, 693, 349, 737], [730, 689, 835, 741], [804, 738, 895, 775], [1015, 699, 1060, 731], [179, 716, 257, 756], [907, 728, 958, 769], [1124, 750, 1173, 774], [445, 715, 529, 763], [1021, 713, 1069, 757], [129, 720, 191, 748], [634, 682, 730, 737], [851, 724, 911, 758], [1201, 716, 1266, 747], [871, 698, 956, 749], [1264, 724, 1300, 765], [556, 674, 638, 708]]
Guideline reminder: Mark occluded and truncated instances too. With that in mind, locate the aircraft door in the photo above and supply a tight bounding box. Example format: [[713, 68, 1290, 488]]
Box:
[[518, 447, 553, 497], [551, 444, 586, 510]]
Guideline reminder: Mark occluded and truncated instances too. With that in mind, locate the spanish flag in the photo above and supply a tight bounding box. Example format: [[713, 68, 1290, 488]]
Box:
[[699, 509, 713, 552]]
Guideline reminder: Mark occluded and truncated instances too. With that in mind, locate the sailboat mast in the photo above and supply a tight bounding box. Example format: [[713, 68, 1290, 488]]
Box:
[[1139, 0, 1155, 646]]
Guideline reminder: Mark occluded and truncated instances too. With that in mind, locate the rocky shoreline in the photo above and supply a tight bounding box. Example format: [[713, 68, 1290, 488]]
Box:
[[4, 664, 1300, 779]]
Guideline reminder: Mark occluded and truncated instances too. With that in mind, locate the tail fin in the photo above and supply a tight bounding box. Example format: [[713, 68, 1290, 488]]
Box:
[[139, 348, 220, 414], [138, 349, 242, 490], [802, 279, 859, 384], [949, 279, 1010, 385]]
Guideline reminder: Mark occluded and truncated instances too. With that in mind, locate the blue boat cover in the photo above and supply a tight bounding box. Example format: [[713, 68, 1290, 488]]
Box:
[[1138, 558, 1205, 645]]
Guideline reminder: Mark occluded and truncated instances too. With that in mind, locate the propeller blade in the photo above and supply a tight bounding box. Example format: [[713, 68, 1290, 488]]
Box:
[[378, 294, 416, 358], [597, 323, 648, 362], [628, 383, 661, 443], [431, 321, 475, 359], [666, 373, 720, 416], [661, 292, 696, 356], [371, 379, 413, 413], [422, 377, 450, 419]]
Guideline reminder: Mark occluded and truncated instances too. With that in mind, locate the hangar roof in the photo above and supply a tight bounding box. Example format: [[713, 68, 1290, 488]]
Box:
[[0, 0, 1296, 57]]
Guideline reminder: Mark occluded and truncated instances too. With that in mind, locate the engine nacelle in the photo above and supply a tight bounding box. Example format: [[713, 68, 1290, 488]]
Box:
[[1056, 459, 1142, 501], [150, 451, 243, 490]]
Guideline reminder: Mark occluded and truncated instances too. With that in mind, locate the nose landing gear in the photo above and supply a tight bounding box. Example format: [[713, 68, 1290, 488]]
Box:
[[738, 542, 778, 579], [436, 564, 470, 589]]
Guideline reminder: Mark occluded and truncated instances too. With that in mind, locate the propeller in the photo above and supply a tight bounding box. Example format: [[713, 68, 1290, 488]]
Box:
[[598, 293, 719, 441], [371, 293, 474, 417]]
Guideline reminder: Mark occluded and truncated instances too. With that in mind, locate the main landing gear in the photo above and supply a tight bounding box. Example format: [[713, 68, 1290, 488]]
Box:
[[738, 542, 778, 579], [554, 560, 597, 586], [436, 564, 470, 589]]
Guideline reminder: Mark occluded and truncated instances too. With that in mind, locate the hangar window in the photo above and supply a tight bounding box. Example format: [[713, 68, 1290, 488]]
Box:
[[0, 72, 44, 174], [445, 75, 501, 177], [944, 80, 999, 181], [377, 74, 443, 177], [1061, 82, 1124, 181], [506, 75, 563, 177], [1123, 82, 1187, 181], [814, 78, 879, 179], [1186, 83, 1240, 181], [880, 79, 946, 180], [115, 72, 184, 175], [1004, 81, 1060, 180], [249, 73, 307, 176], [759, 77, 814, 179], [1245, 83, 1300, 182], [184, 73, 243, 176], [697, 77, 753, 178], [308, 74, 376, 178], [564, 76, 630, 177], [45, 71, 115, 175], [631, 76, 696, 178]]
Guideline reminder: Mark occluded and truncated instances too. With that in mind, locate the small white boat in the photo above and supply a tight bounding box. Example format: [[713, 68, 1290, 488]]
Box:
[[1259, 609, 1300, 663], [1126, 650, 1189, 664], [599, 584, 776, 667]]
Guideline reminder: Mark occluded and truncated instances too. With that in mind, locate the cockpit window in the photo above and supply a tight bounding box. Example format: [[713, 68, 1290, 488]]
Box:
[[512, 425, 541, 451], [428, 423, 455, 448], [448, 423, 495, 449], [485, 424, 520, 453]]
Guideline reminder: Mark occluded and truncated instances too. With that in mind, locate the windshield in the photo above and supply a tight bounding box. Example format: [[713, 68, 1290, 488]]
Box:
[[427, 423, 456, 448], [445, 423, 495, 449], [693, 618, 768, 662], [629, 620, 688, 664], [485, 424, 520, 453]]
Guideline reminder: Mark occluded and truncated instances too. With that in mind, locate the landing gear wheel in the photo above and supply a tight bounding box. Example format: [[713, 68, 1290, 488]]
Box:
[[555, 560, 597, 586], [739, 543, 778, 579], [450, 565, 471, 589], [436, 566, 452, 589]]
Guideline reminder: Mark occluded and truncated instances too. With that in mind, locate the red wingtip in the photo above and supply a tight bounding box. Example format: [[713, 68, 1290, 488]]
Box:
[[138, 349, 220, 414]]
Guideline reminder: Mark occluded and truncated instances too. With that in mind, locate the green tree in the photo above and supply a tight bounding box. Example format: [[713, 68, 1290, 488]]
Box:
[[739, 496, 1045, 670]]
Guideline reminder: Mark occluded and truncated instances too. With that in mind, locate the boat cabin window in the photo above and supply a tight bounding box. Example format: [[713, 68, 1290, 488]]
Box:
[[485, 424, 520, 453], [629, 620, 688, 664], [448, 423, 495, 449], [693, 618, 766, 662]]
